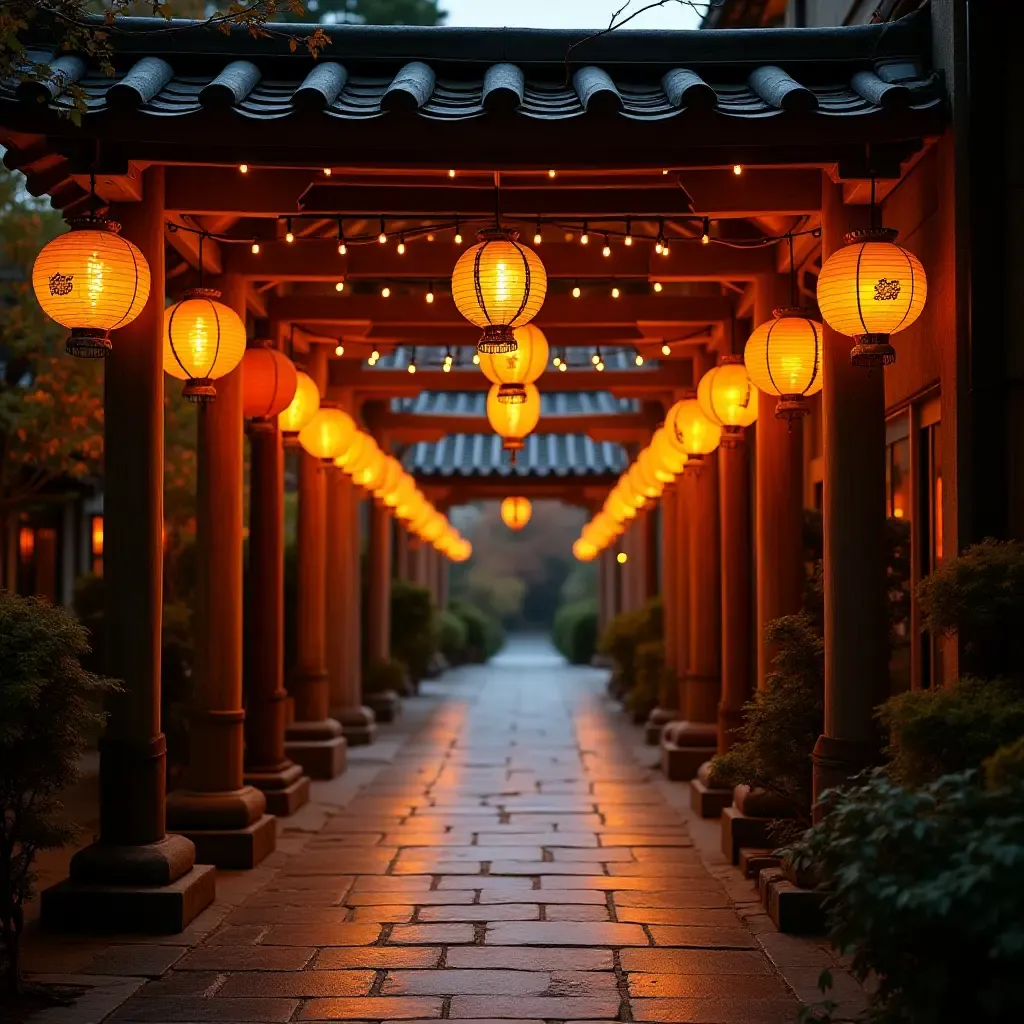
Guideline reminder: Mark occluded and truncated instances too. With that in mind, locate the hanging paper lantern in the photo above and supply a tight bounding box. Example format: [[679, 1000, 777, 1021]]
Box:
[[817, 227, 927, 367], [349, 439, 387, 491], [629, 462, 663, 501], [32, 217, 152, 358], [450, 538, 472, 562], [744, 308, 823, 420], [486, 382, 541, 456], [605, 487, 638, 521], [650, 427, 688, 476], [420, 511, 448, 544], [163, 288, 247, 403], [479, 324, 549, 404], [696, 355, 758, 447], [500, 496, 532, 531], [242, 343, 298, 422], [638, 445, 676, 486], [335, 429, 369, 471], [385, 472, 417, 511], [374, 457, 405, 503], [573, 539, 598, 562], [665, 397, 722, 465], [298, 405, 357, 463], [452, 229, 547, 354], [279, 370, 321, 435]]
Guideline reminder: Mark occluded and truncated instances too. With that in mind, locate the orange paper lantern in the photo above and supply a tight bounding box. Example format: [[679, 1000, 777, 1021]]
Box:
[[298, 406, 357, 463], [486, 383, 541, 455], [279, 370, 321, 435], [744, 307, 823, 420], [696, 355, 758, 446], [479, 325, 549, 404], [665, 397, 722, 465], [242, 344, 298, 421], [500, 496, 533, 530], [164, 288, 247, 403]]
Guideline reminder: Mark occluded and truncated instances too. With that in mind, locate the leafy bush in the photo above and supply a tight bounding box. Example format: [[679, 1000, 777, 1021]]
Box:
[[448, 599, 504, 662], [552, 599, 598, 665], [917, 538, 1024, 681], [598, 596, 662, 700], [0, 593, 117, 992], [880, 677, 1024, 787], [986, 735, 1024, 789], [363, 656, 407, 695], [710, 614, 824, 827], [390, 579, 436, 683], [626, 639, 668, 721], [435, 609, 468, 666], [785, 770, 1024, 1024]]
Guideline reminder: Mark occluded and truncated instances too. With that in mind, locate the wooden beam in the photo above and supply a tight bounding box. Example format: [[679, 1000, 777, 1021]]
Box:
[[422, 478, 618, 511], [377, 411, 656, 444], [357, 325, 647, 346]]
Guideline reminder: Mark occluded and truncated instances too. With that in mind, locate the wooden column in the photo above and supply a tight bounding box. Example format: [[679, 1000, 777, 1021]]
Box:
[[327, 468, 376, 744], [754, 273, 806, 689], [673, 473, 692, 714], [645, 504, 660, 600], [395, 525, 411, 582], [243, 410, 310, 814], [285, 345, 347, 778], [813, 177, 888, 811], [46, 168, 215, 931], [436, 547, 449, 610], [366, 501, 392, 663], [646, 484, 677, 741], [686, 453, 721, 726], [167, 274, 275, 869]]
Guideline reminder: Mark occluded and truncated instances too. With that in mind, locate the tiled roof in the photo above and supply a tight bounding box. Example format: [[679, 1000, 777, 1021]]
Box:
[[391, 391, 638, 416]]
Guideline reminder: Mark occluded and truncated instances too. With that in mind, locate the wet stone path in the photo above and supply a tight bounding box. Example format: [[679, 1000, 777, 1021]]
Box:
[[98, 637, 803, 1024]]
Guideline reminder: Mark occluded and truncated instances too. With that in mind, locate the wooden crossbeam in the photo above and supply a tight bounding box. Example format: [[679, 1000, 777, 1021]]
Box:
[[377, 411, 656, 445], [422, 478, 618, 512]]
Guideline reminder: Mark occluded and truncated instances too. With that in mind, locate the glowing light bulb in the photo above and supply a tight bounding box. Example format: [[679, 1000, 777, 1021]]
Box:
[[701, 231, 710, 245], [617, 551, 628, 563], [624, 234, 633, 247], [337, 241, 347, 255], [378, 231, 387, 244], [251, 242, 260, 254], [602, 243, 611, 258], [381, 286, 391, 298], [580, 230, 589, 246], [662, 169, 669, 175], [553, 355, 561, 367], [371, 348, 380, 361], [472, 353, 481, 365], [239, 163, 248, 174], [655, 239, 663, 255], [534, 230, 542, 245], [661, 242, 670, 256], [572, 285, 581, 298], [611, 287, 620, 298], [653, 282, 663, 293], [701, 217, 710, 245], [323, 167, 332, 176], [449, 169, 456, 178], [407, 363, 416, 374], [661, 343, 671, 356], [559, 361, 567, 372], [454, 231, 463, 244], [397, 239, 406, 255], [285, 230, 294, 243], [335, 281, 345, 292], [427, 233, 435, 242], [591, 353, 600, 365], [635, 353, 644, 366], [442, 362, 451, 373], [335, 344, 344, 356], [733, 164, 742, 175], [548, 169, 557, 178], [596, 361, 605, 372], [425, 290, 435, 304]]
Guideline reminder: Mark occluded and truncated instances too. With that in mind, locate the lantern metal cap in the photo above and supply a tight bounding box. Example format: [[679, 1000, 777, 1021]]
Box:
[[719, 353, 744, 366], [720, 425, 745, 448], [497, 383, 527, 405], [478, 324, 519, 354], [67, 215, 121, 235], [476, 226, 520, 243], [775, 394, 810, 421], [851, 334, 897, 368], [772, 305, 818, 321], [843, 226, 899, 246], [66, 327, 112, 359], [182, 286, 223, 302], [183, 377, 216, 404]]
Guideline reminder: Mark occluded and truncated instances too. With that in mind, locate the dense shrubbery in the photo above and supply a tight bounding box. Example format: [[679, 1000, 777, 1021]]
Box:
[[435, 609, 469, 666], [598, 597, 662, 703], [448, 599, 504, 662], [552, 599, 598, 665], [390, 579, 436, 684], [363, 656, 408, 695], [626, 639, 668, 721]]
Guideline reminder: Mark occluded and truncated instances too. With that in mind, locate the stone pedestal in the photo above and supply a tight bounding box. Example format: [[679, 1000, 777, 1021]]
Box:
[[644, 706, 676, 745], [660, 720, 718, 781], [286, 717, 349, 779], [689, 760, 734, 818], [366, 689, 402, 723], [167, 789, 276, 870]]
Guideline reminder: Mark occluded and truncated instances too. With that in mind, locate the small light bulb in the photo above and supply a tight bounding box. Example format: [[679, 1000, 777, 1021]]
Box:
[[449, 169, 456, 178], [335, 281, 345, 292], [611, 287, 620, 298], [239, 163, 248, 174], [548, 169, 557, 178], [442, 362, 451, 373], [591, 353, 600, 366], [338, 241, 347, 255], [559, 361, 567, 372], [733, 164, 742, 175], [662, 169, 669, 175], [427, 233, 435, 242], [580, 232, 589, 246], [371, 349, 380, 361], [701, 217, 710, 245], [335, 344, 344, 356], [454, 232, 463, 244], [596, 361, 605, 372], [602, 244, 611, 258], [407, 363, 417, 374], [285, 231, 294, 243], [378, 231, 387, 244], [624, 234, 633, 247], [572, 286, 581, 298], [564, 232, 574, 243], [661, 242, 670, 256], [553, 355, 561, 367], [534, 231, 542, 245], [662, 343, 671, 356], [323, 167, 332, 176], [426, 290, 434, 304], [397, 240, 406, 255], [381, 286, 391, 298], [635, 353, 644, 366], [653, 282, 663, 293], [250, 242, 260, 254], [701, 232, 709, 245], [472, 353, 481, 365], [655, 240, 663, 254], [617, 551, 628, 563]]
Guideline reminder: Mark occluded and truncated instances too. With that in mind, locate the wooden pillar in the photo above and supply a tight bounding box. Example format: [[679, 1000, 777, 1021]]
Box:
[[366, 501, 392, 663], [436, 547, 449, 610], [167, 274, 275, 869], [673, 473, 692, 714], [754, 273, 806, 689], [46, 168, 215, 930], [327, 468, 376, 744], [243, 409, 311, 814], [812, 177, 888, 811], [285, 345, 347, 779], [646, 485, 677, 741], [351, 494, 366, 708], [645, 504, 660, 601], [395, 525, 411, 582]]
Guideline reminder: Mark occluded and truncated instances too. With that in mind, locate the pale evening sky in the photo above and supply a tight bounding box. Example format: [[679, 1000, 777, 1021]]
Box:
[[439, 0, 705, 30]]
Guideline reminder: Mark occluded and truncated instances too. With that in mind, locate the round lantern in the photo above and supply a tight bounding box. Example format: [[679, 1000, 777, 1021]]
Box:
[[298, 405, 357, 463], [242, 343, 298, 423], [450, 539, 472, 562], [605, 487, 638, 521], [479, 324, 549, 404], [335, 429, 369, 471], [628, 462, 662, 501], [279, 370, 321, 435], [374, 457, 405, 503], [817, 227, 927, 367], [638, 445, 676, 486], [744, 308, 823, 420], [350, 439, 387, 491], [452, 229, 547, 354], [420, 511, 448, 544], [697, 355, 758, 447], [573, 539, 598, 562], [650, 427, 688, 476], [665, 397, 722, 466], [163, 288, 247, 403], [486, 382, 541, 457], [500, 496, 532, 531], [385, 473, 416, 511], [32, 217, 152, 358]]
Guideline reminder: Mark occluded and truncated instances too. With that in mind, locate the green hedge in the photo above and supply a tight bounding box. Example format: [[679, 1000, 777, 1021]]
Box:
[[598, 596, 662, 702], [436, 609, 469, 665], [552, 599, 598, 665], [390, 579, 436, 683], [448, 599, 504, 662]]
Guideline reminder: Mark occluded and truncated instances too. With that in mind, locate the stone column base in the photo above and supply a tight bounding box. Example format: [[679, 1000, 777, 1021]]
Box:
[[331, 704, 378, 747], [42, 834, 215, 933], [175, 815, 277, 870], [690, 761, 733, 818], [660, 720, 718, 781], [166, 785, 275, 869], [643, 706, 677, 746], [285, 717, 347, 779], [365, 689, 402, 724], [245, 761, 311, 817]]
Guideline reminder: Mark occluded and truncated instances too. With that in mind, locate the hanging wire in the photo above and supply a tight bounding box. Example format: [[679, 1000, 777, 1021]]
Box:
[[788, 232, 797, 307]]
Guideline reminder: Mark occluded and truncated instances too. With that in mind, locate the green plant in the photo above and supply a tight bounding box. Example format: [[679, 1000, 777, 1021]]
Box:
[[986, 735, 1024, 789], [917, 538, 1024, 681], [598, 596, 662, 699], [363, 656, 407, 695], [390, 579, 436, 683], [710, 614, 824, 827], [626, 639, 667, 721], [448, 600, 504, 662], [784, 770, 1024, 1024], [435, 609, 468, 666], [880, 678, 1024, 787], [0, 593, 116, 993], [552, 599, 598, 665]]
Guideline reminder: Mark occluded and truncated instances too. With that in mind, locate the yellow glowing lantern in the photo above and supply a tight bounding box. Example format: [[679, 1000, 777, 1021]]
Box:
[[420, 511, 448, 544], [479, 324, 549, 403], [298, 405, 357, 463], [744, 307, 823, 420], [350, 440, 387, 491], [629, 461, 663, 500], [817, 227, 927, 367], [665, 397, 722, 465], [452, 229, 547, 353], [638, 445, 676, 486], [650, 427, 688, 475], [606, 487, 638, 521], [91, 515, 104, 556], [385, 473, 417, 510], [335, 429, 369, 472], [573, 539, 598, 562], [396, 488, 425, 521], [242, 344, 298, 422], [32, 217, 152, 358], [279, 370, 321, 435], [374, 457, 405, 502], [486, 382, 541, 456], [450, 538, 472, 562], [500, 496, 532, 531], [163, 288, 247, 403], [697, 355, 758, 447]]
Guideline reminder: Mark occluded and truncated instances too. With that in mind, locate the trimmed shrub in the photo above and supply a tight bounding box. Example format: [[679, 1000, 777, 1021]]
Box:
[[435, 609, 468, 666], [449, 599, 504, 662], [363, 656, 407, 695], [598, 597, 662, 703], [390, 579, 436, 683], [986, 735, 1024, 789], [552, 599, 598, 665], [626, 639, 667, 722]]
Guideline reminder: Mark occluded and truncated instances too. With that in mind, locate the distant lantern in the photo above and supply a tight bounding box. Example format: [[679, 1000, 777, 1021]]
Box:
[[298, 405, 357, 463], [163, 288, 247, 403], [605, 490, 638, 523], [278, 370, 321, 435], [638, 445, 676, 486], [374, 457, 405, 503], [241, 343, 298, 423], [479, 324, 549, 404], [335, 429, 370, 472], [452, 229, 547, 354], [629, 462, 663, 501], [486, 382, 541, 457], [665, 397, 722, 466], [501, 496, 533, 531], [696, 355, 758, 447], [744, 307, 823, 420], [450, 538, 472, 562], [573, 539, 598, 562], [817, 227, 927, 367], [649, 427, 688, 476], [33, 217, 152, 358]]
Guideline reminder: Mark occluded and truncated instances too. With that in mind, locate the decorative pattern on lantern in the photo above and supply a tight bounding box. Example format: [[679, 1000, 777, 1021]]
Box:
[[163, 288, 247, 403], [242, 343, 298, 425], [697, 355, 758, 447], [500, 496, 532, 531], [279, 370, 321, 435], [452, 229, 547, 354], [665, 397, 722, 466], [744, 307, 823, 420], [480, 325, 549, 404], [486, 382, 540, 459], [32, 217, 152, 358], [297, 405, 357, 463], [817, 228, 927, 367]]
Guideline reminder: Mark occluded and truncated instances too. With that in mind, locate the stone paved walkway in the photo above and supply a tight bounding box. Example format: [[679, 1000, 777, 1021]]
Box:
[[28, 636, 830, 1024]]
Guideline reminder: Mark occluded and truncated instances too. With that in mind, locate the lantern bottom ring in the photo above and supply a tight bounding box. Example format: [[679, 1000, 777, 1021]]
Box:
[[66, 327, 112, 359], [720, 426, 745, 448], [683, 453, 706, 472], [478, 325, 519, 355], [497, 384, 527, 404], [245, 417, 277, 435], [775, 394, 810, 421], [850, 334, 896, 368], [183, 377, 217, 404]]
